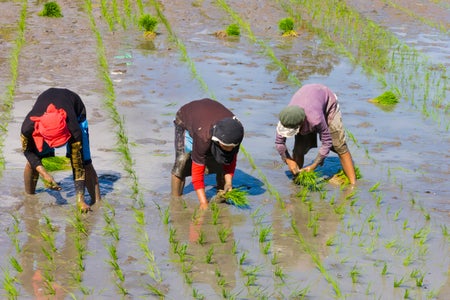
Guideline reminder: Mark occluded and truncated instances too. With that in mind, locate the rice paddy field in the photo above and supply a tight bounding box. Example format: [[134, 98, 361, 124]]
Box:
[[0, 0, 449, 299]]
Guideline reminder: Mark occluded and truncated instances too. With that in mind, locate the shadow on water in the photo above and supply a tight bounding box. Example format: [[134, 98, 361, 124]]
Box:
[[183, 168, 266, 199], [38, 171, 121, 205]]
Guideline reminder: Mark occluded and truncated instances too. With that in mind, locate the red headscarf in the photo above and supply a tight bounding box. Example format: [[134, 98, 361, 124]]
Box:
[[30, 103, 71, 152]]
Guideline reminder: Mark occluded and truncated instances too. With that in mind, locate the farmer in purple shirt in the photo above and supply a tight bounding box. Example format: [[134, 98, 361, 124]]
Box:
[[275, 83, 356, 184]]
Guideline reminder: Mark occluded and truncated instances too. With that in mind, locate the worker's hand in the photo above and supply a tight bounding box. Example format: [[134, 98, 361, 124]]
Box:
[[300, 163, 317, 173], [223, 183, 232, 193], [36, 166, 61, 190], [286, 158, 301, 176]]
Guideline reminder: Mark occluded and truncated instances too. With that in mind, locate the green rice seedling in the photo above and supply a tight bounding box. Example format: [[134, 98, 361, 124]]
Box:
[[394, 276, 405, 288], [146, 283, 165, 298], [211, 203, 220, 225], [290, 286, 310, 299], [162, 207, 170, 225], [402, 219, 409, 230], [218, 226, 232, 243], [239, 251, 247, 265], [393, 208, 402, 221], [192, 288, 205, 300], [205, 246, 214, 264], [441, 225, 449, 240], [9, 256, 22, 273], [169, 226, 177, 245], [2, 269, 19, 298], [39, 1, 63, 18], [262, 241, 271, 255], [326, 235, 336, 246], [274, 265, 286, 282], [369, 91, 400, 106], [258, 225, 272, 243], [403, 252, 414, 266], [197, 230, 206, 245], [245, 272, 257, 287], [177, 243, 188, 262], [334, 166, 362, 186], [271, 252, 278, 265], [350, 265, 360, 284], [415, 274, 425, 287], [217, 276, 226, 287], [369, 182, 380, 192], [413, 226, 430, 242], [404, 288, 409, 299], [223, 188, 250, 208], [231, 241, 238, 254], [278, 17, 297, 37], [375, 194, 383, 207], [380, 262, 388, 276]]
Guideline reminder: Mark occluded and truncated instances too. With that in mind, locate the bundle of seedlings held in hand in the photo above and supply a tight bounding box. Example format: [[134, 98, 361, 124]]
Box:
[[222, 188, 250, 208], [294, 171, 324, 192]]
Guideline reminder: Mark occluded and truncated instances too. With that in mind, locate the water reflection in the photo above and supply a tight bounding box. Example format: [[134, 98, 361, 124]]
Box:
[[271, 188, 341, 272], [169, 196, 239, 296], [19, 199, 96, 299]]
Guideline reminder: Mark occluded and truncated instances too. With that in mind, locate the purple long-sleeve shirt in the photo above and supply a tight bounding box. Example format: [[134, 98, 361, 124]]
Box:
[[275, 84, 338, 164]]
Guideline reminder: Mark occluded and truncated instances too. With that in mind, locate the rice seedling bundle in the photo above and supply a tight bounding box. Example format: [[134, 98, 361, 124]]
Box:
[[294, 171, 323, 191], [370, 91, 400, 105], [42, 156, 71, 172], [223, 188, 249, 208]]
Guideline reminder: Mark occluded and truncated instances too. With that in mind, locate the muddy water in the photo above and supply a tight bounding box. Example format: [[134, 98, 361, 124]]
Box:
[[0, 0, 449, 299]]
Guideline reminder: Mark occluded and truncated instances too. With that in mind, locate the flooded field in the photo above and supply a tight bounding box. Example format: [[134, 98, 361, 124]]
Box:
[[0, 0, 448, 299]]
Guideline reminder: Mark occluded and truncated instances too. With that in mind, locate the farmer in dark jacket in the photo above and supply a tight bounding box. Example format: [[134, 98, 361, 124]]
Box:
[[21, 88, 101, 212], [171, 99, 244, 210], [275, 83, 356, 184]]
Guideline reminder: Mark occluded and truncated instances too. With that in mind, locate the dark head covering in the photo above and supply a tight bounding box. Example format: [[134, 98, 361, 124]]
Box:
[[210, 116, 243, 164], [211, 116, 244, 147]]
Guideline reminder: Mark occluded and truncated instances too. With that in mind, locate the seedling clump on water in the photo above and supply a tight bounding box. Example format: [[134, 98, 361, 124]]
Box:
[[138, 14, 158, 39], [39, 2, 63, 18], [278, 17, 297, 37], [215, 24, 240, 39], [369, 91, 400, 106]]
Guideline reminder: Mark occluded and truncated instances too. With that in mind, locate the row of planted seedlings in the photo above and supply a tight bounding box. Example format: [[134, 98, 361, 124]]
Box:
[[214, 1, 448, 297], [279, 0, 448, 129], [1, 0, 28, 298], [84, 0, 165, 296]]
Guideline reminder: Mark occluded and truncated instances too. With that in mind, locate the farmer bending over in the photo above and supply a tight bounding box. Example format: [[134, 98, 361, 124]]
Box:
[[171, 98, 244, 210], [275, 83, 356, 184], [21, 88, 101, 212]]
